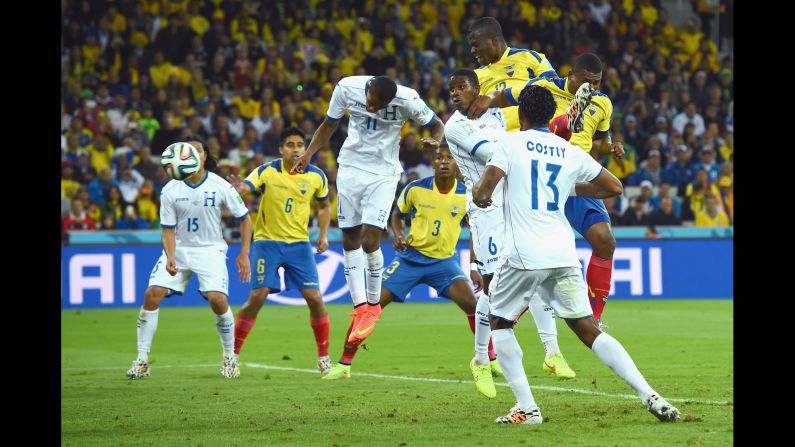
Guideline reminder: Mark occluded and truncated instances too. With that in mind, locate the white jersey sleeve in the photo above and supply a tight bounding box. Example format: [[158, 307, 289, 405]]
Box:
[[406, 95, 436, 127], [222, 182, 249, 219], [485, 140, 511, 176], [569, 144, 605, 183], [444, 118, 494, 165], [326, 83, 347, 121], [159, 183, 177, 228]]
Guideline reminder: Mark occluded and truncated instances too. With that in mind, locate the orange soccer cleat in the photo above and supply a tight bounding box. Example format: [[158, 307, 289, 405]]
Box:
[[348, 303, 382, 343]]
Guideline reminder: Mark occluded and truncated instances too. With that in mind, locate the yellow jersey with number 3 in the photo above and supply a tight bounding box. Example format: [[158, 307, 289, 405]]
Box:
[[396, 176, 468, 261], [504, 76, 613, 153], [243, 159, 329, 243], [475, 47, 557, 132]]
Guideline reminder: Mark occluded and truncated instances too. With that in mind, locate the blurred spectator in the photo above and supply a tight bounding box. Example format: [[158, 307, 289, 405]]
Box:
[[662, 145, 694, 194], [630, 149, 662, 186], [650, 197, 682, 226], [231, 85, 260, 121], [622, 114, 646, 153], [136, 180, 160, 228], [100, 213, 116, 230], [618, 196, 652, 226], [227, 105, 245, 141], [650, 182, 682, 216], [716, 175, 734, 223], [718, 132, 733, 163], [88, 168, 118, 205], [117, 205, 150, 230], [134, 146, 161, 183], [672, 102, 705, 137], [101, 185, 125, 222], [691, 145, 721, 183], [63, 198, 96, 231], [682, 168, 720, 221], [695, 194, 730, 228], [61, 161, 81, 201], [119, 168, 145, 204], [250, 103, 274, 140], [637, 181, 655, 213]]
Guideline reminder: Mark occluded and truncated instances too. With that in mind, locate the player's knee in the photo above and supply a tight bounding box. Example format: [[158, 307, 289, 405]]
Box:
[[143, 287, 166, 308], [568, 318, 600, 348], [248, 288, 269, 306], [342, 227, 362, 251], [302, 290, 324, 308], [587, 224, 616, 258], [362, 231, 382, 252]]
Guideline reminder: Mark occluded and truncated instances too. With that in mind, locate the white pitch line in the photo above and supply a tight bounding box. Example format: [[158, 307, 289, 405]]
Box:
[[63, 362, 731, 406]]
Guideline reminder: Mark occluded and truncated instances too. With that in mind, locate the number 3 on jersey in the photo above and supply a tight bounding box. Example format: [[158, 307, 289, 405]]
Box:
[[530, 161, 562, 211]]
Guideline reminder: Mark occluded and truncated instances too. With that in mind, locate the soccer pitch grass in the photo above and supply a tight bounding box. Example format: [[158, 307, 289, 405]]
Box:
[[62, 300, 732, 446]]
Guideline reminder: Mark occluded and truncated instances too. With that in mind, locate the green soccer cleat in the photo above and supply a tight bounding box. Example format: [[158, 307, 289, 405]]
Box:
[[490, 359, 503, 378], [470, 358, 496, 398], [542, 353, 576, 379], [321, 363, 351, 380]]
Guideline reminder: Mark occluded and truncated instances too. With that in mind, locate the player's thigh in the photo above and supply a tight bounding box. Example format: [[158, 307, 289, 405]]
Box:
[[488, 263, 542, 323], [147, 250, 191, 296], [424, 258, 473, 304], [469, 206, 504, 276], [250, 240, 284, 293], [186, 247, 230, 298], [336, 166, 365, 229], [564, 196, 611, 237], [360, 173, 400, 229], [543, 267, 593, 320], [282, 241, 321, 292], [381, 257, 424, 302]]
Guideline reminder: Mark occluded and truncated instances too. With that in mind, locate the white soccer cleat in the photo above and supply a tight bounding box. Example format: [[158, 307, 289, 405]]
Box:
[[646, 394, 681, 422], [126, 359, 150, 379], [221, 353, 240, 378], [495, 406, 543, 425], [567, 82, 595, 133], [318, 356, 333, 376]]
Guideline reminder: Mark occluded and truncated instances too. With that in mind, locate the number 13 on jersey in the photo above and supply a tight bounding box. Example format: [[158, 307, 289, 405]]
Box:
[[530, 160, 562, 211]]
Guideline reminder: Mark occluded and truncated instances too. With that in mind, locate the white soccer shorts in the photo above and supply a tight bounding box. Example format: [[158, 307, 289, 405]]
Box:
[[337, 165, 400, 230], [148, 246, 230, 298], [488, 261, 592, 321], [468, 203, 504, 276]]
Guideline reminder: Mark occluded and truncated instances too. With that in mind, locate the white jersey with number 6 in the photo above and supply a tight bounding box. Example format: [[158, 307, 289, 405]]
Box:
[[486, 128, 604, 270], [326, 76, 436, 176], [159, 171, 249, 250]]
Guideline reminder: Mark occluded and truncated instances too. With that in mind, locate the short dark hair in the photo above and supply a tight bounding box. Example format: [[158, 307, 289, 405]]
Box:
[[280, 126, 305, 146], [180, 135, 216, 173], [518, 85, 557, 126], [468, 17, 504, 40], [368, 76, 397, 103], [450, 69, 479, 89], [573, 53, 603, 74]]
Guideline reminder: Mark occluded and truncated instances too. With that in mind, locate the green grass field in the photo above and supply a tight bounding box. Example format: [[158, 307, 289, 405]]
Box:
[[62, 300, 733, 446]]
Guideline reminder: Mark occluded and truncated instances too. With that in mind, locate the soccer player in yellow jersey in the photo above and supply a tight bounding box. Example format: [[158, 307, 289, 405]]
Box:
[[226, 127, 334, 376], [470, 53, 625, 329], [322, 145, 500, 391], [467, 17, 558, 132]]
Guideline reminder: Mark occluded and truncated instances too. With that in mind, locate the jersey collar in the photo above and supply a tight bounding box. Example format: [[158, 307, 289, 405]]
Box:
[[495, 47, 511, 65], [184, 171, 208, 189]]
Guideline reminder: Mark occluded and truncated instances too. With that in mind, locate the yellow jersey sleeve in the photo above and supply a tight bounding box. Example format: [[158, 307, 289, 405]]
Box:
[[243, 164, 267, 192], [569, 94, 613, 153], [306, 165, 329, 201]]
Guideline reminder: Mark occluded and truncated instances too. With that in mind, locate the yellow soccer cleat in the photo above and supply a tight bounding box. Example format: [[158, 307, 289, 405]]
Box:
[[470, 358, 497, 398], [321, 363, 351, 380], [490, 359, 503, 378], [542, 353, 576, 380]]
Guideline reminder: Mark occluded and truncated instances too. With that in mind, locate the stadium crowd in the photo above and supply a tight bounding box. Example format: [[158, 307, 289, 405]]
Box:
[[61, 0, 734, 238]]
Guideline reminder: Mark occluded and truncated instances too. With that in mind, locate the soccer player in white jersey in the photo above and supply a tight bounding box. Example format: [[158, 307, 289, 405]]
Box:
[[126, 136, 253, 380], [444, 69, 576, 393], [291, 75, 445, 347], [472, 86, 680, 425]]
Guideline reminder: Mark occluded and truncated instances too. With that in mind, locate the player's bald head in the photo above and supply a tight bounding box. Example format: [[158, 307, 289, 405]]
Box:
[[468, 17, 504, 41]]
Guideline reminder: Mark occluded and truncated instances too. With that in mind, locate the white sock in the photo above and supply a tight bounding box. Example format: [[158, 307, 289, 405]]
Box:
[[365, 248, 384, 305], [215, 307, 235, 355], [474, 292, 491, 365], [591, 332, 656, 402], [136, 307, 159, 361], [344, 248, 367, 306], [528, 295, 560, 358], [492, 328, 537, 411]]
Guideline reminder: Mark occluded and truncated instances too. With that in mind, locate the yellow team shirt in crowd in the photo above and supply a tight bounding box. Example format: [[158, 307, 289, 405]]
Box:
[[231, 96, 262, 120], [476, 48, 557, 132], [695, 210, 730, 228], [506, 76, 613, 153], [396, 176, 467, 260], [243, 159, 329, 243]]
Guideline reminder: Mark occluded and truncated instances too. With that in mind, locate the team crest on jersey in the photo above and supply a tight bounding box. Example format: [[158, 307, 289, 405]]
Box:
[[589, 108, 597, 116], [465, 123, 476, 135], [450, 204, 462, 218], [298, 182, 309, 195], [504, 64, 515, 77]]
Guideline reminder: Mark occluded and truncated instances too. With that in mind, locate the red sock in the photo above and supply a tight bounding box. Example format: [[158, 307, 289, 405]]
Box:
[[310, 314, 330, 357], [586, 255, 613, 321], [234, 315, 257, 355], [339, 316, 361, 365], [467, 314, 497, 361]]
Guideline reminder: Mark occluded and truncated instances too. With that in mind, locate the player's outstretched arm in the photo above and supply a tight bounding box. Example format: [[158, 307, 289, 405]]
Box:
[[574, 169, 623, 199], [292, 118, 340, 173], [468, 91, 512, 119], [473, 165, 505, 208], [236, 216, 252, 282], [593, 133, 625, 161], [315, 200, 330, 254], [390, 207, 409, 252], [162, 228, 178, 276], [226, 174, 251, 195], [420, 116, 446, 150]]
